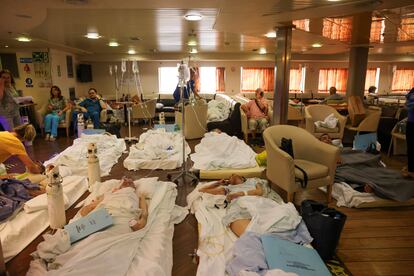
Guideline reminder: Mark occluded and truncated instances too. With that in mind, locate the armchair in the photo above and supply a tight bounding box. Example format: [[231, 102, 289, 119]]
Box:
[[263, 125, 340, 203], [131, 99, 157, 127], [305, 105, 347, 139], [35, 104, 72, 137], [346, 106, 381, 134]]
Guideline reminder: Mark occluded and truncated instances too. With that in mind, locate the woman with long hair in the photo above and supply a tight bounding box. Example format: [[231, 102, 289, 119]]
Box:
[[0, 71, 21, 130], [44, 85, 71, 141]]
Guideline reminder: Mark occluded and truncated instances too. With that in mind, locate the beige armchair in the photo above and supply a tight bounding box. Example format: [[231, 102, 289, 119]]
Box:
[[263, 125, 340, 203], [131, 99, 156, 127], [305, 105, 347, 139], [35, 104, 72, 137], [175, 102, 208, 139], [346, 106, 381, 134]]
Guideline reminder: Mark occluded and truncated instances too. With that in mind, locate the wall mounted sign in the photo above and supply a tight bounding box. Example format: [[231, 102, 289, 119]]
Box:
[[25, 77, 33, 88], [19, 57, 32, 63]]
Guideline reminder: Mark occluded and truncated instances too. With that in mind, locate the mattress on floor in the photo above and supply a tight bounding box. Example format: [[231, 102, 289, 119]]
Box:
[[1, 175, 88, 262], [326, 182, 414, 208], [27, 178, 186, 276], [199, 164, 265, 180]]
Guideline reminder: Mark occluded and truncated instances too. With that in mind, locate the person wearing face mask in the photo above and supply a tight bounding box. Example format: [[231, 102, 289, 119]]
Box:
[[0, 71, 21, 130]]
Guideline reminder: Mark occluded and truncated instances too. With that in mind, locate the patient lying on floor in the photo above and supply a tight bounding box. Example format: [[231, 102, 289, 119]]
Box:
[[80, 178, 149, 231]]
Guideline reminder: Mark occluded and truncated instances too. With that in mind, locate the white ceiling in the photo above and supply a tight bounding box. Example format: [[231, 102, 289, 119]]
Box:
[[0, 0, 413, 61]]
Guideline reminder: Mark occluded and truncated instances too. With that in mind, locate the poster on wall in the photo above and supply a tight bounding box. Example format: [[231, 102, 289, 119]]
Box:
[[32, 51, 52, 88], [66, 55, 74, 78]]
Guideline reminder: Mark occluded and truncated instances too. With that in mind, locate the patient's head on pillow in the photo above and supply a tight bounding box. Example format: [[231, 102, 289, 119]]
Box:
[[119, 178, 135, 189], [319, 133, 332, 145], [211, 128, 222, 134], [228, 174, 246, 185]]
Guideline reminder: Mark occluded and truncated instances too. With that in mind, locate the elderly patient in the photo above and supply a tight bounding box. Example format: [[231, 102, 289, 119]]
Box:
[[80, 178, 149, 231]]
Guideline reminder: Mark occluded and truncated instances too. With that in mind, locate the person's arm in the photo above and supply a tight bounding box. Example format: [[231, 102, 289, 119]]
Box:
[[17, 154, 43, 174], [241, 103, 249, 114], [226, 183, 263, 201], [130, 193, 149, 231], [0, 79, 4, 101], [198, 179, 225, 193], [99, 99, 107, 110]]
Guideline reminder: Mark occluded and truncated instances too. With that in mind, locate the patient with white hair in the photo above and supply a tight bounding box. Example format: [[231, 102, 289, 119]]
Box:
[[80, 177, 149, 231]]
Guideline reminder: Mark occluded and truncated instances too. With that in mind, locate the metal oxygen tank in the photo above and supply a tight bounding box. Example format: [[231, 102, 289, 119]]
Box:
[[87, 142, 101, 191], [77, 113, 85, 138], [46, 165, 66, 229]]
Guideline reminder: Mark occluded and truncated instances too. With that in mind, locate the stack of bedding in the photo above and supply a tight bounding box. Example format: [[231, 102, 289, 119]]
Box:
[[191, 132, 257, 171], [123, 129, 191, 170], [44, 133, 126, 177], [207, 99, 232, 123]]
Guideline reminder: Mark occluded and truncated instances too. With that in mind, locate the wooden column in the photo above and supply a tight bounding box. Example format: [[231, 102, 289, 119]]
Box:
[[272, 25, 293, 125], [346, 12, 372, 97]]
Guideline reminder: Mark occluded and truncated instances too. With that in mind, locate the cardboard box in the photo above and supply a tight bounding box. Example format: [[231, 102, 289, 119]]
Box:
[[348, 96, 366, 126]]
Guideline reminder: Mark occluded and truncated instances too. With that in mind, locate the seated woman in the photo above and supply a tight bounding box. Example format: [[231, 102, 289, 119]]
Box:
[[80, 178, 149, 231], [44, 85, 71, 141], [199, 174, 263, 202], [0, 124, 44, 174]]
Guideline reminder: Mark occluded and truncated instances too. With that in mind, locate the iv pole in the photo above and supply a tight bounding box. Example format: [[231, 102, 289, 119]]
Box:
[[167, 61, 198, 186]]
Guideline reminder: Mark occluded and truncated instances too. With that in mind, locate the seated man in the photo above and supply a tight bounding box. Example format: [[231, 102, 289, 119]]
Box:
[[199, 174, 263, 202], [72, 88, 107, 132], [241, 88, 269, 138], [321, 86, 345, 104], [80, 178, 149, 231]]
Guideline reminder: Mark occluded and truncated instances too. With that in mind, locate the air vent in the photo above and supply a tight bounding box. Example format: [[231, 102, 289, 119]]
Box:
[[130, 37, 141, 41], [64, 0, 88, 5]]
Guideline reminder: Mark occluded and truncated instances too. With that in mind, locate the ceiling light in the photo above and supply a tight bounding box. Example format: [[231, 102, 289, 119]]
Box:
[[108, 41, 119, 47], [187, 40, 197, 46], [189, 48, 198, 54], [311, 43, 323, 48], [128, 49, 136, 55], [4, 45, 8, 48], [259, 48, 267, 54], [16, 36, 31, 42], [184, 13, 202, 21], [327, 0, 342, 2], [85, 32, 101, 39], [265, 32, 277, 38]]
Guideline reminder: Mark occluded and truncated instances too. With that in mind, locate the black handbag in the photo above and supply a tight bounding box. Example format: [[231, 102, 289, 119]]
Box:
[[301, 200, 347, 260], [280, 138, 308, 188]]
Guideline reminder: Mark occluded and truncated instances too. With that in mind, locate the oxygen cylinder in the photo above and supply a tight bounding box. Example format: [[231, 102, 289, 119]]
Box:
[[87, 143, 101, 191], [77, 113, 85, 138], [46, 165, 66, 229], [159, 112, 165, 125]]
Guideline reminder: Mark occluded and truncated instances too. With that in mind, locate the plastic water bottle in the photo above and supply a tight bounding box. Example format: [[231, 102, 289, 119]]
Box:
[[87, 143, 101, 191], [46, 166, 66, 229]]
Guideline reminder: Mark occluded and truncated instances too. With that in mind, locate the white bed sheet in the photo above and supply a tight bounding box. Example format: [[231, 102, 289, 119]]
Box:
[[187, 181, 289, 276], [44, 134, 126, 177], [1, 175, 88, 262], [27, 178, 187, 276], [321, 182, 380, 208], [191, 132, 257, 171], [124, 129, 191, 171]]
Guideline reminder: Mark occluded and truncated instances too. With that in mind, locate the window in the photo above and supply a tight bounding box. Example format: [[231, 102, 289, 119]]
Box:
[[158, 67, 178, 94], [370, 17, 385, 43], [391, 68, 414, 93], [241, 67, 274, 92], [322, 17, 352, 42], [289, 66, 306, 93], [293, 19, 310, 32], [365, 68, 380, 92], [318, 68, 348, 93], [398, 18, 414, 41], [241, 67, 305, 93], [158, 66, 225, 94]]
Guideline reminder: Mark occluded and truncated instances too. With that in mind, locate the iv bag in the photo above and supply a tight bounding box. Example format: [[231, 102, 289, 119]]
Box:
[[121, 60, 127, 73], [114, 65, 118, 73], [109, 65, 113, 76], [132, 60, 139, 74]]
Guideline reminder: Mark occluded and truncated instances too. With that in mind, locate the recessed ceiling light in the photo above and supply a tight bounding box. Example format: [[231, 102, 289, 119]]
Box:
[[187, 40, 197, 46], [189, 48, 198, 54], [265, 32, 277, 38], [312, 43, 323, 48], [128, 49, 136, 55], [4, 45, 9, 48], [184, 13, 202, 21], [259, 48, 267, 54], [327, 0, 342, 2], [108, 41, 119, 47], [85, 32, 101, 39], [16, 36, 31, 42]]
